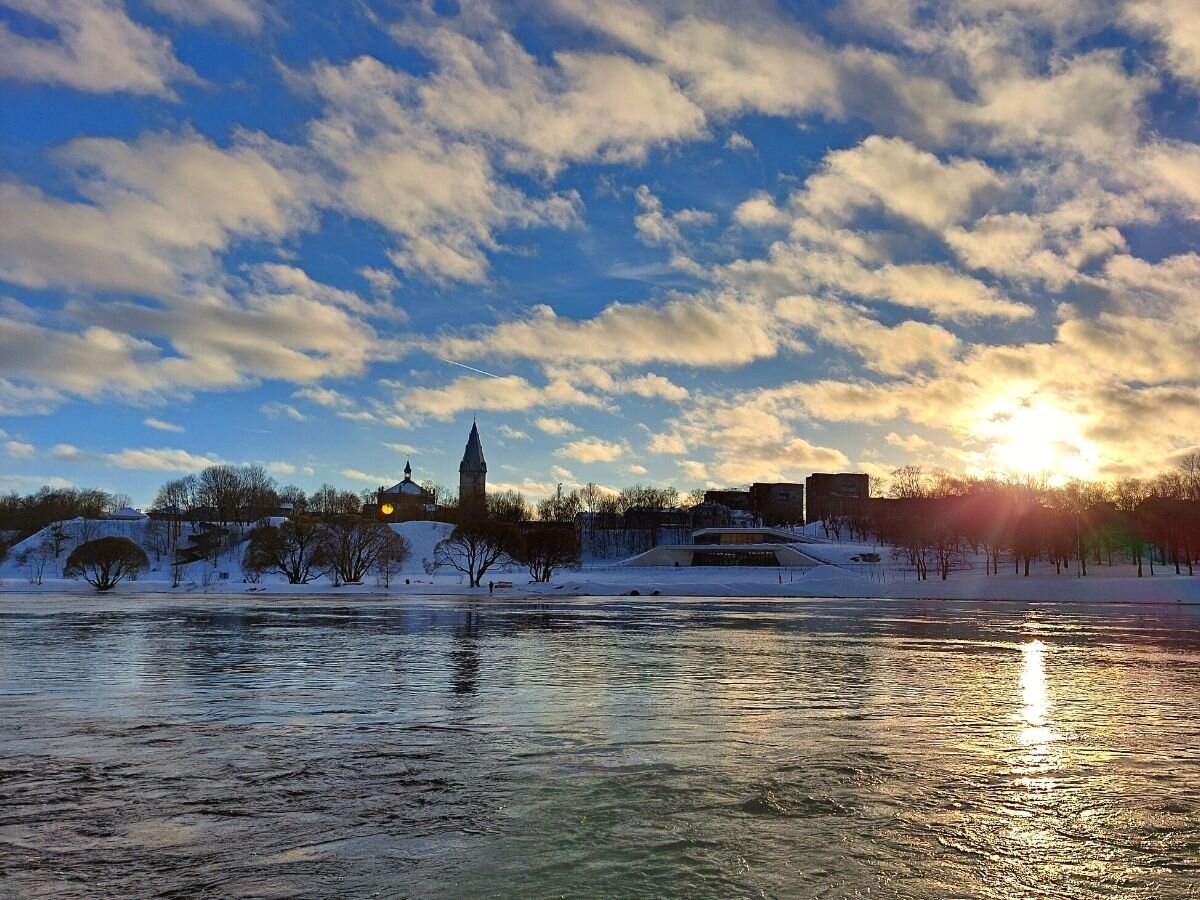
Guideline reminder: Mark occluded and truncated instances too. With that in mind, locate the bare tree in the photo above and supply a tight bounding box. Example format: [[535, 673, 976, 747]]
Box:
[[487, 490, 531, 523], [153, 475, 198, 545], [197, 465, 244, 526], [373, 531, 412, 588], [323, 516, 402, 585], [16, 537, 55, 585], [309, 483, 361, 518], [240, 464, 279, 524], [513, 525, 581, 582], [243, 518, 329, 584], [434, 521, 518, 587], [141, 519, 172, 563], [278, 484, 307, 513]]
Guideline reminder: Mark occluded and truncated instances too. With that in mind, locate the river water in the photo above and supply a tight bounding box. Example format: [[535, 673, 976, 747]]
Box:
[[1, 595, 1198, 898]]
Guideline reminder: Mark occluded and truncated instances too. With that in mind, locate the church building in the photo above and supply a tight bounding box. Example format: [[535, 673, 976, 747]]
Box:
[[369, 420, 487, 522], [374, 460, 436, 522]]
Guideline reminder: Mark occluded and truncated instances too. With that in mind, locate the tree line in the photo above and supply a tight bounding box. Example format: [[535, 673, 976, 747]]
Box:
[[820, 457, 1200, 580]]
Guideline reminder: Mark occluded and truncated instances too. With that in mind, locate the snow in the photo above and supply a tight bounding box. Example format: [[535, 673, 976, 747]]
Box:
[[2, 519, 1197, 605]]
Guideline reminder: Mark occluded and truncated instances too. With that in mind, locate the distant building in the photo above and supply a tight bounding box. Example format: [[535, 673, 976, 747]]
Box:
[[750, 482, 804, 525], [703, 489, 756, 514], [805, 473, 869, 524], [107, 507, 148, 521], [623, 527, 822, 568], [702, 482, 805, 526], [459, 419, 488, 512], [374, 460, 436, 522]]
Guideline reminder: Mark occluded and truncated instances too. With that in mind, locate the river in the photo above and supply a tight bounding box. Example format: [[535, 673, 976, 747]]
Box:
[[1, 595, 1198, 898]]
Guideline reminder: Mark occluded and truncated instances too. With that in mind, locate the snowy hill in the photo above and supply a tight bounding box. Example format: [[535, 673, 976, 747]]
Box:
[[390, 520, 455, 574], [1, 516, 458, 589]]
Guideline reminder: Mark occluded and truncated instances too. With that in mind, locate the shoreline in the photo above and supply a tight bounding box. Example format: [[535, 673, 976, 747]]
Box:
[[2, 578, 1198, 606]]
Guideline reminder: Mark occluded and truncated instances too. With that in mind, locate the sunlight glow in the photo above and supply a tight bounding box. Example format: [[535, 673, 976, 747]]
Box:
[[1019, 639, 1051, 745], [977, 400, 1101, 482]]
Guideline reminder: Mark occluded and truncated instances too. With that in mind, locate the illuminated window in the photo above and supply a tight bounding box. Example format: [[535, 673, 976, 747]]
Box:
[[380, 503, 394, 516]]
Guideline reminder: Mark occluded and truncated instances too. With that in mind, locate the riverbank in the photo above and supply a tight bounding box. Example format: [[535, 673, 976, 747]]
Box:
[[3, 567, 1198, 605]]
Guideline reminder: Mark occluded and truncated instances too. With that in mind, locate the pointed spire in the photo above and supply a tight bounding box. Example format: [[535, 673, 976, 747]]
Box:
[[460, 418, 487, 472], [404, 459, 412, 478]]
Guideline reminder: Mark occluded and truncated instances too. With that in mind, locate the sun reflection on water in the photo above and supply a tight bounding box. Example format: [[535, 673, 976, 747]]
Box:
[[1020, 639, 1053, 748]]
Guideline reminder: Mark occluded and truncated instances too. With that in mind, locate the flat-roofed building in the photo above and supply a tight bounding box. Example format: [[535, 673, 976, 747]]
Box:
[[622, 527, 821, 568], [805, 472, 869, 524]]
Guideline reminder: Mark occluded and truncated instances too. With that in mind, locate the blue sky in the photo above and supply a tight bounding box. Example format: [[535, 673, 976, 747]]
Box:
[[1, 0, 1199, 506]]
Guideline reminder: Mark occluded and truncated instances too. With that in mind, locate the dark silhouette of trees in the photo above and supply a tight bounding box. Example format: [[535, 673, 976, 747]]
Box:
[[855, 462, 1200, 580], [64, 537, 149, 592], [487, 490, 532, 523], [434, 520, 518, 587], [0, 486, 111, 544], [513, 524, 581, 582], [322, 516, 405, 585], [373, 531, 412, 588], [308, 483, 362, 518], [243, 517, 329, 584]]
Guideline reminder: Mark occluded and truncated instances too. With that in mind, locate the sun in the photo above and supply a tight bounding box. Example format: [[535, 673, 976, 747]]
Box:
[[976, 399, 1101, 482]]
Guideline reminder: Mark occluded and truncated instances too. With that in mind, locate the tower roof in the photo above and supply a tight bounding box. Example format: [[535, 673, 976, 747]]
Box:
[[459, 419, 487, 472]]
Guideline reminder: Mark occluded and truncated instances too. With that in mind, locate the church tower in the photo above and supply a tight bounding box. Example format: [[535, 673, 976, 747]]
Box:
[[459, 418, 487, 513]]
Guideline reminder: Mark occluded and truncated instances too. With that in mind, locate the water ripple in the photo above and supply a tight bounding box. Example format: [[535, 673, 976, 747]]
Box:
[[1, 595, 1198, 898]]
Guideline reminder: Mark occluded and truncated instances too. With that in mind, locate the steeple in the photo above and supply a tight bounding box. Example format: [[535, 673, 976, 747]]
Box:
[[404, 459, 412, 478], [460, 418, 487, 473], [459, 418, 487, 511]]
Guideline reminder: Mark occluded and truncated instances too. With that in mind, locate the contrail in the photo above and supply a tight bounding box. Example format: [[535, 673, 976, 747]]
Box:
[[438, 357, 504, 379]]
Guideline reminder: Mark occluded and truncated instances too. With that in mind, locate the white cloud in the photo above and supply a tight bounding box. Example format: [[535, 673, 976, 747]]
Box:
[[260, 402, 307, 421], [143, 417, 184, 433], [383, 442, 417, 454], [725, 243, 1033, 321], [550, 465, 574, 481], [51, 443, 95, 463], [534, 416, 580, 436], [145, 0, 266, 33], [266, 460, 297, 475], [885, 432, 932, 453], [293, 386, 356, 409], [555, 437, 624, 463], [633, 185, 715, 248], [621, 373, 689, 402], [971, 51, 1153, 157], [5, 440, 35, 459], [388, 20, 707, 173], [647, 432, 688, 455], [438, 293, 790, 367], [733, 192, 790, 229], [725, 131, 754, 152], [1125, 0, 1200, 88], [498, 424, 531, 440], [0, 0, 194, 96], [0, 378, 61, 415], [624, 463, 648, 475], [341, 468, 389, 484], [401, 374, 599, 421], [799, 136, 1002, 230], [305, 54, 588, 284], [775, 294, 960, 375], [0, 132, 315, 295], [105, 447, 223, 471]]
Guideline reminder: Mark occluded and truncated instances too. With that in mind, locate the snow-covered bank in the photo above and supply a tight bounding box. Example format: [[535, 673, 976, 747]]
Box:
[[3, 518, 1197, 605]]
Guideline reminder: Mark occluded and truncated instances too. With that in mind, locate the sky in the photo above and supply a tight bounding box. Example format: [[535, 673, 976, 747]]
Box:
[[1, 0, 1199, 507]]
